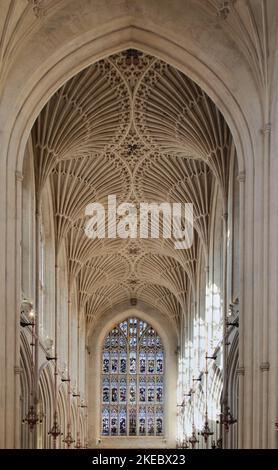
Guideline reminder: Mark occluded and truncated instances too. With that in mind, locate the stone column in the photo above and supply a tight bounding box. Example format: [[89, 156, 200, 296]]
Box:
[[237, 170, 245, 449]]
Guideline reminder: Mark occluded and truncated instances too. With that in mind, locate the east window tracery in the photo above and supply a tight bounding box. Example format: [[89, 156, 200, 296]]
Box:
[[101, 317, 164, 437]]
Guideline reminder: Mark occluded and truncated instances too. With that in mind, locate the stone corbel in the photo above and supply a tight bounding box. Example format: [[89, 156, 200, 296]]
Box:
[[14, 365, 23, 375], [237, 172, 246, 183], [236, 366, 245, 376], [261, 122, 271, 135], [260, 362, 270, 372], [15, 171, 24, 182]]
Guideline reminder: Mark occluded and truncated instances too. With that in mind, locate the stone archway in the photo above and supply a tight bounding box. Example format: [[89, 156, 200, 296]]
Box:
[[87, 302, 178, 448], [1, 0, 273, 449]]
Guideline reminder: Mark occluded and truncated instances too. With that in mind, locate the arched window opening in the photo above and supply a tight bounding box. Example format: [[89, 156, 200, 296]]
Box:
[[101, 317, 164, 437]]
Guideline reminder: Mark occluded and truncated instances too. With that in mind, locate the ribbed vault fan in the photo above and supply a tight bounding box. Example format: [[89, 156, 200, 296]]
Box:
[[32, 50, 234, 329]]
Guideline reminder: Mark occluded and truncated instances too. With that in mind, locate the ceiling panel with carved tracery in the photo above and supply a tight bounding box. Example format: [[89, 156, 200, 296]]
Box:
[[33, 49, 234, 330]]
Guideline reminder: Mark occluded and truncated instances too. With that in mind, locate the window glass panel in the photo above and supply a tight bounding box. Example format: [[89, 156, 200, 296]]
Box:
[[156, 378, 163, 403], [119, 335, 126, 349], [119, 378, 126, 403], [120, 351, 127, 373], [129, 408, 137, 436], [147, 406, 155, 435], [120, 320, 128, 336], [139, 377, 146, 402], [111, 379, 118, 403], [139, 406, 146, 435], [111, 408, 117, 436], [129, 378, 136, 404], [148, 352, 155, 373], [156, 407, 163, 435], [102, 352, 109, 374], [102, 408, 109, 436], [147, 378, 155, 403], [111, 352, 118, 373], [129, 351, 136, 374], [156, 351, 163, 374], [119, 407, 126, 435], [102, 377, 110, 403], [139, 351, 146, 373], [110, 329, 118, 348]]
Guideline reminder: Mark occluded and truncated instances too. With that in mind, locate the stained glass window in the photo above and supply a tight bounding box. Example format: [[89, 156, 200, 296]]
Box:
[[101, 317, 164, 436]]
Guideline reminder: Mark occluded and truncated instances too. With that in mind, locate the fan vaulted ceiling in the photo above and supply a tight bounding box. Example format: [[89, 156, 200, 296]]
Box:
[[32, 50, 234, 330]]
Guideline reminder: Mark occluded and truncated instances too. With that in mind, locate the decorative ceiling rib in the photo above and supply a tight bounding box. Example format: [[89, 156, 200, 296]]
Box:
[[33, 59, 131, 193], [32, 49, 234, 329]]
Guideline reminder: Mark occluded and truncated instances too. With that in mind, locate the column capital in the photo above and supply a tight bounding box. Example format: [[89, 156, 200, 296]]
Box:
[[260, 362, 270, 372], [14, 365, 23, 375], [261, 122, 271, 134], [237, 171, 246, 183], [236, 366, 245, 376], [15, 171, 24, 182]]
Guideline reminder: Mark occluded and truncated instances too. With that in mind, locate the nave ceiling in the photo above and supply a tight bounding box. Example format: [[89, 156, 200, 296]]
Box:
[[32, 49, 234, 329]]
